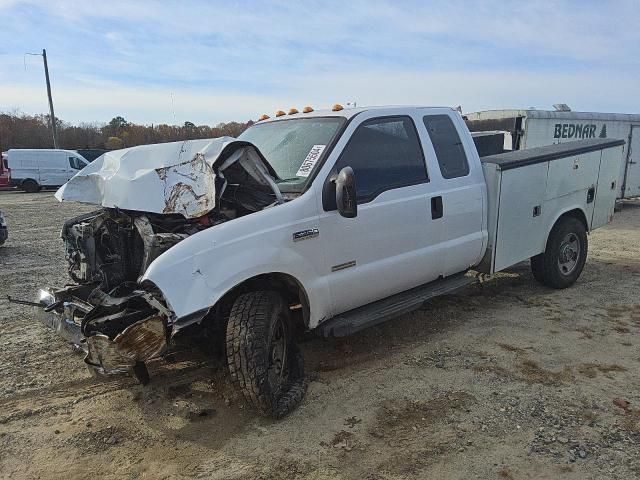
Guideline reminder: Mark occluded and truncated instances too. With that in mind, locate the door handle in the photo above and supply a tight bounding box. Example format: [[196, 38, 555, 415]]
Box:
[[431, 196, 443, 219]]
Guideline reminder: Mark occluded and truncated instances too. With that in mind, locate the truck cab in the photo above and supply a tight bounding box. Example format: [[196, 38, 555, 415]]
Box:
[[276, 107, 486, 316]]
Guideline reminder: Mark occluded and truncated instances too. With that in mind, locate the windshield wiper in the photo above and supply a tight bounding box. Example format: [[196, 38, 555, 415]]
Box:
[[276, 177, 301, 183]]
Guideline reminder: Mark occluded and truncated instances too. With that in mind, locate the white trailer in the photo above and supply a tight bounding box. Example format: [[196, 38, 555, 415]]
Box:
[[464, 109, 640, 199]]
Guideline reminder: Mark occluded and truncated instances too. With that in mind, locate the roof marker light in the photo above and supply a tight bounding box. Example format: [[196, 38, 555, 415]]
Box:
[[275, 110, 286, 117], [288, 108, 299, 115], [258, 114, 270, 121], [332, 104, 344, 111], [303, 106, 314, 113]]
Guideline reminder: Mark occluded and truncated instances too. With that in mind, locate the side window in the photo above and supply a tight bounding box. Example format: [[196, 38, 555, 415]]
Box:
[[68, 156, 85, 170], [423, 115, 470, 179], [335, 116, 427, 203]]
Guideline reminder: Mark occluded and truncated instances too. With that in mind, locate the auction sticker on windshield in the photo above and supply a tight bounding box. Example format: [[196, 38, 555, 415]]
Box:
[[296, 145, 326, 177]]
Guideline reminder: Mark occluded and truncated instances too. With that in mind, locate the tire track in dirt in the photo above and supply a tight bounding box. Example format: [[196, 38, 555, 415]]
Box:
[[0, 359, 216, 424]]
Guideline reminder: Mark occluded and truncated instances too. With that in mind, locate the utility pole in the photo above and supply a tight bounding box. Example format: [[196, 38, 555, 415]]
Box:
[[26, 49, 59, 148], [42, 49, 59, 148]]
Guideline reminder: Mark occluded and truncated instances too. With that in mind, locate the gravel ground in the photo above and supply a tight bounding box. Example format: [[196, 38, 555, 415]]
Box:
[[0, 190, 639, 480]]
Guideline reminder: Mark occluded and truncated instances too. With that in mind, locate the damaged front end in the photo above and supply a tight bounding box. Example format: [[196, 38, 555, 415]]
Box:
[[35, 138, 284, 381], [37, 207, 230, 379], [36, 285, 169, 381]]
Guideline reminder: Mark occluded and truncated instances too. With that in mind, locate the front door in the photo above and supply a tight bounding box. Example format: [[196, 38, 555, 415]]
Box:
[[624, 126, 640, 198], [67, 155, 87, 182], [318, 114, 445, 316]]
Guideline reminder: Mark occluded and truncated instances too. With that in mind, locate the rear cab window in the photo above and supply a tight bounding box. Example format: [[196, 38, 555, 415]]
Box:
[[423, 114, 470, 179], [334, 116, 428, 203]]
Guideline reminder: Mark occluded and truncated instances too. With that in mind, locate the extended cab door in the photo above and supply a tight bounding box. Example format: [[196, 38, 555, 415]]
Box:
[[318, 113, 446, 316], [420, 112, 486, 276]]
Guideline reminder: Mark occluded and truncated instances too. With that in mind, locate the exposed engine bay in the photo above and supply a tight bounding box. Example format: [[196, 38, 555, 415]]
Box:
[[35, 138, 284, 381], [62, 189, 274, 290]]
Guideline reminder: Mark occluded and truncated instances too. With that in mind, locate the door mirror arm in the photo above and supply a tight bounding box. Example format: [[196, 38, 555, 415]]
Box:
[[334, 166, 357, 218]]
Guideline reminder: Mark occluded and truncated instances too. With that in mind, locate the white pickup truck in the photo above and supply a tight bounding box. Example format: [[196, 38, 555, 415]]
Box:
[[35, 105, 624, 418]]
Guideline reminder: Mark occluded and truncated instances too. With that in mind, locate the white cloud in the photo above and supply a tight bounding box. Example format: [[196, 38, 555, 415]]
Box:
[[2, 67, 637, 125], [0, 1, 638, 123]]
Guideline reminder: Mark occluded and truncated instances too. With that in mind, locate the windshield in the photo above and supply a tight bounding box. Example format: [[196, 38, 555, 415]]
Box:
[[238, 117, 345, 191]]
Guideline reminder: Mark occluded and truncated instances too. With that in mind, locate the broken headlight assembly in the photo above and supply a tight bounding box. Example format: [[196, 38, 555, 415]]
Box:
[[35, 283, 172, 383]]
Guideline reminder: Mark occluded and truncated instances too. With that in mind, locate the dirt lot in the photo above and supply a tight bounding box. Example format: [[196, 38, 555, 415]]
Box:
[[0, 190, 639, 480]]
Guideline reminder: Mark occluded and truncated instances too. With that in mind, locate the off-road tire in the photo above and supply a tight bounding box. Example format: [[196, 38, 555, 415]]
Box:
[[531, 217, 587, 289], [22, 179, 40, 193], [226, 291, 307, 418]]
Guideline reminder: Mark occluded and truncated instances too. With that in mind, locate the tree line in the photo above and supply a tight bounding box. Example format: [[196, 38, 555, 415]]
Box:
[[0, 111, 254, 151]]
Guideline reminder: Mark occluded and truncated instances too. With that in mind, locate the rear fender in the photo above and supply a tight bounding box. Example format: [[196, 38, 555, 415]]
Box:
[[543, 206, 589, 250]]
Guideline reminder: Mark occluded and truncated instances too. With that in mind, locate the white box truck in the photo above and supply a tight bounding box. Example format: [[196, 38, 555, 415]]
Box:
[[8, 149, 89, 192], [31, 106, 623, 418], [464, 109, 640, 200]]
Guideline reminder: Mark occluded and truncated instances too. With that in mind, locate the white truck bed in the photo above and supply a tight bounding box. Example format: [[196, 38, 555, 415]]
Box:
[[479, 138, 625, 273]]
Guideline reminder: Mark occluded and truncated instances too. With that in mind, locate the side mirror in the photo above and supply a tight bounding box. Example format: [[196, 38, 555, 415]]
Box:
[[335, 166, 357, 218]]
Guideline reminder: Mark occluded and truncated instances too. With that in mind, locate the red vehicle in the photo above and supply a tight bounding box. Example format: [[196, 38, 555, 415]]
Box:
[[0, 152, 10, 187]]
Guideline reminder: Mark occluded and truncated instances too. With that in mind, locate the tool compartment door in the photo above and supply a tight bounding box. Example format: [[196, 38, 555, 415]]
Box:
[[491, 163, 548, 272], [545, 150, 601, 201]]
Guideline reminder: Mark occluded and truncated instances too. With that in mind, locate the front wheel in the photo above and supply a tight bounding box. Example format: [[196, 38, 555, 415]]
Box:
[[22, 179, 40, 193], [531, 217, 588, 289], [226, 291, 307, 418]]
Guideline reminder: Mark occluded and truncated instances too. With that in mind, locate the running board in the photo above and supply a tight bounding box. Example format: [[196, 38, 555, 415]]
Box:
[[318, 272, 476, 337]]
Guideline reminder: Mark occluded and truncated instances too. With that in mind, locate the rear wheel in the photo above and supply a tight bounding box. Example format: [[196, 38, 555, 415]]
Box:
[[226, 291, 307, 418], [531, 217, 587, 289], [22, 179, 40, 193]]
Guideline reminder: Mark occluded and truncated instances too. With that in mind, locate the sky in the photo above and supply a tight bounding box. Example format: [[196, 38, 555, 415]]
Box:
[[0, 0, 638, 126]]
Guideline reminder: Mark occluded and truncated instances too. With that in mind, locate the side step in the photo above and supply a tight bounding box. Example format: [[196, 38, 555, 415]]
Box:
[[318, 272, 476, 337]]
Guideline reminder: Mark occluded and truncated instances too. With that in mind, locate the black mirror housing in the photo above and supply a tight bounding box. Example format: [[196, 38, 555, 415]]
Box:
[[335, 166, 357, 218]]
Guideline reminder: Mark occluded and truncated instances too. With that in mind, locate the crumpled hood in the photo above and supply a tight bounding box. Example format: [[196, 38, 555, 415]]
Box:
[[55, 137, 281, 218]]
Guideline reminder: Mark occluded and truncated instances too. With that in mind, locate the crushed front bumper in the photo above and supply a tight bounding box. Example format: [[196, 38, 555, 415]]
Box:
[[36, 288, 169, 378]]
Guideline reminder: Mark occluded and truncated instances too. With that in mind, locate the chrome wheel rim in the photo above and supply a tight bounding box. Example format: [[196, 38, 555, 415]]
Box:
[[558, 233, 580, 275]]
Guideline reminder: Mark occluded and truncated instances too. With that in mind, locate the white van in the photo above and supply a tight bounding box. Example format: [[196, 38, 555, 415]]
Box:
[[8, 149, 89, 192]]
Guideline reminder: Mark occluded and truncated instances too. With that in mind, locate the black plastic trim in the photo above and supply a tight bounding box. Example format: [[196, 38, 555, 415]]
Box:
[[481, 138, 625, 171]]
